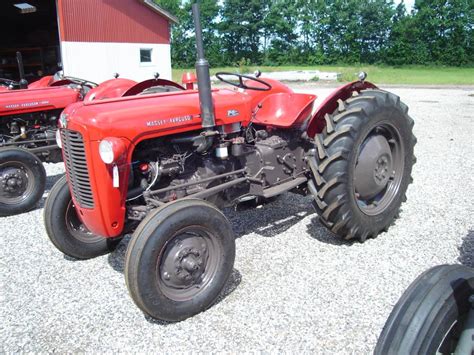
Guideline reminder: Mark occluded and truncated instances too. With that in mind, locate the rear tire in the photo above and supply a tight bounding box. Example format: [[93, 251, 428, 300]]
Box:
[[125, 199, 236, 322], [44, 175, 120, 259], [0, 147, 46, 216], [375, 264, 474, 354], [307, 89, 416, 241]]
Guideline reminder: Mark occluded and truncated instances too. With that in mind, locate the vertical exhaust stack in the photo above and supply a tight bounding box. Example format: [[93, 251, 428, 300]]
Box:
[[192, 3, 215, 129], [16, 52, 28, 89]]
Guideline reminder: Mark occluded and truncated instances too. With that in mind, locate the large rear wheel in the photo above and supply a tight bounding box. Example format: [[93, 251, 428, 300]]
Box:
[[125, 199, 236, 322], [44, 175, 120, 259], [0, 147, 46, 216], [307, 89, 416, 241], [375, 264, 474, 354]]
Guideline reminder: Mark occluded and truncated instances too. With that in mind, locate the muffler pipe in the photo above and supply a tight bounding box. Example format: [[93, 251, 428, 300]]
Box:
[[16, 52, 28, 89], [192, 3, 215, 129]]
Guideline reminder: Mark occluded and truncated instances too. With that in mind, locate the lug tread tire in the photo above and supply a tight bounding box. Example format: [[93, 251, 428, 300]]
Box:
[[308, 89, 416, 241], [0, 147, 46, 216], [44, 175, 119, 259], [375, 264, 474, 354], [125, 198, 236, 322]]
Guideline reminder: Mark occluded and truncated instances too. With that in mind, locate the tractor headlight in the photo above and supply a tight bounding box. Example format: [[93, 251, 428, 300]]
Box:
[[99, 137, 126, 164], [99, 140, 114, 164], [56, 129, 62, 149]]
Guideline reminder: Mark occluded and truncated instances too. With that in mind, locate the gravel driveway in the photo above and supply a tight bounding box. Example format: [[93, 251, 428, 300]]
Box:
[[1, 86, 473, 353]]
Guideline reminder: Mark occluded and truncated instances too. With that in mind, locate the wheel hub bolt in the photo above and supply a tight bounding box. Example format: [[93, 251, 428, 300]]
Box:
[[163, 272, 170, 280]]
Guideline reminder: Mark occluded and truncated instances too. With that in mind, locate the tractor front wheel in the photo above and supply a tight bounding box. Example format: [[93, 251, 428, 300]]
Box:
[[44, 175, 120, 259], [375, 265, 474, 354], [0, 147, 46, 216], [307, 89, 416, 241], [125, 199, 236, 322]]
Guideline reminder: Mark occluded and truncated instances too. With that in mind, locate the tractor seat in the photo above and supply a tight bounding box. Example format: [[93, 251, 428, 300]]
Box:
[[252, 93, 316, 129]]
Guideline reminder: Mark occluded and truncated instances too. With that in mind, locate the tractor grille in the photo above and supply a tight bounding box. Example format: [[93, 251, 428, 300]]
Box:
[[61, 129, 94, 209]]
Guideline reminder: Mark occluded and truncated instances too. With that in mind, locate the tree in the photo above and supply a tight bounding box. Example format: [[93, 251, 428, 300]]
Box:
[[386, 2, 430, 64], [264, 0, 299, 64], [155, 0, 473, 68], [413, 0, 473, 65], [154, 0, 222, 67], [219, 0, 272, 65]]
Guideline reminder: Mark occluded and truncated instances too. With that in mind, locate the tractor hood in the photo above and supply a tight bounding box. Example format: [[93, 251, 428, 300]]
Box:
[[62, 89, 255, 143], [0, 86, 80, 117]]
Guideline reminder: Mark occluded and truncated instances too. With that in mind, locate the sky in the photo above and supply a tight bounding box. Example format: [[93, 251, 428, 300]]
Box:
[[395, 0, 415, 10]]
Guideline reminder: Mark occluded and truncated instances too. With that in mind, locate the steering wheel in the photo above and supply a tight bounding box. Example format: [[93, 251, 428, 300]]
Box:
[[63, 76, 98, 88], [215, 72, 272, 91], [0, 78, 19, 89]]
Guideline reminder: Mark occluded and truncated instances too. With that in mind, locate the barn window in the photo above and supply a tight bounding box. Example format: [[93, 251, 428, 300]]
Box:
[[140, 48, 153, 64]]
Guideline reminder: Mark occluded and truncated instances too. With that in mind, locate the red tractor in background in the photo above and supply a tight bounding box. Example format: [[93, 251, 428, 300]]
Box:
[[45, 4, 416, 322], [0, 52, 186, 216]]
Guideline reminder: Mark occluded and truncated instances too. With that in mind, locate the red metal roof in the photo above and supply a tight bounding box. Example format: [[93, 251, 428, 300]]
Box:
[[57, 0, 172, 44]]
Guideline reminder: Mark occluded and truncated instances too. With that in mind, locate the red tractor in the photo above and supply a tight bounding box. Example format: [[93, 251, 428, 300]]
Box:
[[45, 4, 416, 322], [0, 52, 185, 216]]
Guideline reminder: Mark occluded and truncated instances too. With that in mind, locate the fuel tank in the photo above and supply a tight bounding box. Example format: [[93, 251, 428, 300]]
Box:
[[63, 88, 257, 143]]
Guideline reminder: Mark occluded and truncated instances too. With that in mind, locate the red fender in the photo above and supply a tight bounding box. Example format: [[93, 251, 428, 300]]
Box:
[[84, 78, 137, 101], [252, 92, 316, 128], [307, 80, 378, 138], [49, 79, 77, 87], [28, 76, 54, 88], [122, 78, 185, 96]]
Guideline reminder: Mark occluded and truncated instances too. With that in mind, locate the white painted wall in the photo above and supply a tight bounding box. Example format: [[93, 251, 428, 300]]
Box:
[[60, 42, 172, 83]]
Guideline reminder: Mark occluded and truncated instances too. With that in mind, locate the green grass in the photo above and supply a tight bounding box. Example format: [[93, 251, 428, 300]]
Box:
[[173, 65, 474, 85]]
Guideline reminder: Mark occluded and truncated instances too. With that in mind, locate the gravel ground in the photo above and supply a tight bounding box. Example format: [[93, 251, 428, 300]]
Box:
[[1, 87, 473, 353]]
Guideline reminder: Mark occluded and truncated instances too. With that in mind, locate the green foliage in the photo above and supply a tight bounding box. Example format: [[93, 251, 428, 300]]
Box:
[[154, 0, 473, 68]]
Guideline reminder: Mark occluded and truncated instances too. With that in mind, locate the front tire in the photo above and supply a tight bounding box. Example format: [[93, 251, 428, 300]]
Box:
[[375, 265, 474, 354], [307, 89, 416, 241], [44, 175, 119, 259], [125, 199, 236, 322], [0, 147, 46, 216]]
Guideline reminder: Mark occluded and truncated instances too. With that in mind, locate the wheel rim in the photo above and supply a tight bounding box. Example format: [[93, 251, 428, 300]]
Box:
[[0, 161, 35, 205], [437, 319, 461, 354], [65, 200, 102, 243], [157, 226, 222, 302], [353, 122, 404, 216], [437, 310, 473, 354]]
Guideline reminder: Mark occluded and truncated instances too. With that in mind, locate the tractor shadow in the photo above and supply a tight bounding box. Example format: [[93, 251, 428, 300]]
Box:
[[108, 192, 350, 274], [37, 172, 64, 209], [224, 192, 352, 246], [458, 229, 474, 267], [224, 194, 312, 239]]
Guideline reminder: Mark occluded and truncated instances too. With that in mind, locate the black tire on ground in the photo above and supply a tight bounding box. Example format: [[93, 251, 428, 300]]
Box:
[[44, 175, 120, 259], [307, 89, 416, 241], [0, 147, 46, 216], [375, 264, 474, 355], [125, 199, 236, 322]]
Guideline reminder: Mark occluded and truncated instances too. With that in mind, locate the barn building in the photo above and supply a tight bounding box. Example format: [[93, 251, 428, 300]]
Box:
[[0, 0, 177, 83]]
